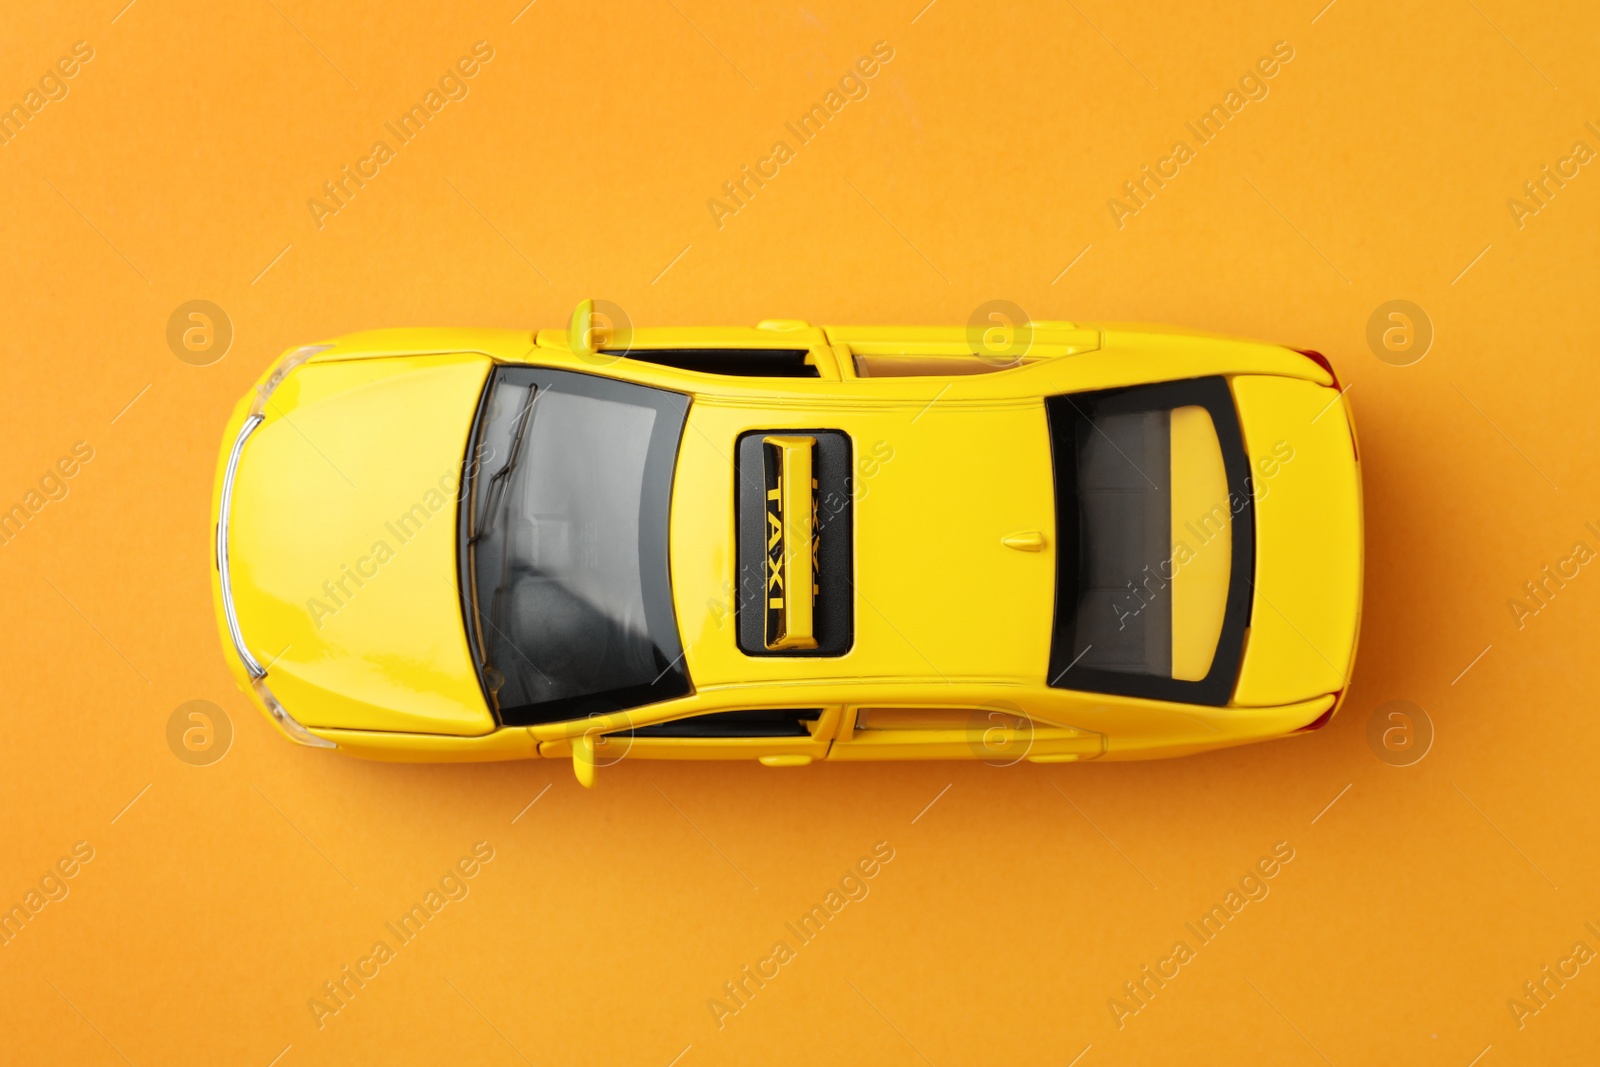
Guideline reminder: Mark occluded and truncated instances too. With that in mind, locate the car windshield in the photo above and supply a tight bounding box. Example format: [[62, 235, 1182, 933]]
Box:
[[1045, 377, 1255, 707], [460, 366, 691, 725]]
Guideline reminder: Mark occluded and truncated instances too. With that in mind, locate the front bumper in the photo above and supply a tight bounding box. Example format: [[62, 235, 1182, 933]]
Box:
[[211, 347, 338, 749]]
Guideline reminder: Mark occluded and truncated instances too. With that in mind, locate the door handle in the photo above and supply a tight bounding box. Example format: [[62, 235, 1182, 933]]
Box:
[[759, 754, 813, 767]]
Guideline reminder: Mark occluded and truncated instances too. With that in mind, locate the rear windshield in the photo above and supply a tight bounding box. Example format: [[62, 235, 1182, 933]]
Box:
[[460, 367, 691, 725], [1045, 377, 1254, 706]]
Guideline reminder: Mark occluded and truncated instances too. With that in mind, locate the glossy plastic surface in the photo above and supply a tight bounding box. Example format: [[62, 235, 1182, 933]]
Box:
[[212, 315, 1359, 766], [1230, 375, 1363, 705], [215, 352, 496, 737]]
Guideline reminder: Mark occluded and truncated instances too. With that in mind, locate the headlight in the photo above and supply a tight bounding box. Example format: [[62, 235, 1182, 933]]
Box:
[[248, 345, 329, 418], [252, 677, 337, 749]]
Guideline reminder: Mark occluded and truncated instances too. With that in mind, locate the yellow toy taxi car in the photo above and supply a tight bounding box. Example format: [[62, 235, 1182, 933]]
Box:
[[212, 303, 1361, 785]]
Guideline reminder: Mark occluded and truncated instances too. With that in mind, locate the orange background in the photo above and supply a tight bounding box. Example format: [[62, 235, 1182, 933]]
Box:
[[3, 1, 1599, 1063]]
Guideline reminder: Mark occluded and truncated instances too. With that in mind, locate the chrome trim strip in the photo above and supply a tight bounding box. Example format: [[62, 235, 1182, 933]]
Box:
[[218, 414, 266, 677]]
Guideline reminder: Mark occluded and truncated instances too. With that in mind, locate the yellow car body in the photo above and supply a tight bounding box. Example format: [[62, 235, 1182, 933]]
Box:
[[212, 307, 1361, 783]]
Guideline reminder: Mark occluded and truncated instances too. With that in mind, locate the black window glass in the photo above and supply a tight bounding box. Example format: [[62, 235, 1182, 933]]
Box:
[[461, 367, 691, 725], [604, 348, 818, 378], [627, 709, 818, 739], [1046, 377, 1255, 707]]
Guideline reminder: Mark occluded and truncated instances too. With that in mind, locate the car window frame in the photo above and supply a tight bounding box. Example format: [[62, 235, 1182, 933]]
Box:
[[576, 706, 842, 762]]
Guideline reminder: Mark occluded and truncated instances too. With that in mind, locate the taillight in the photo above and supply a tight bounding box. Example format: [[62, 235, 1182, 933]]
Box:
[[1293, 348, 1339, 389], [1298, 690, 1344, 732]]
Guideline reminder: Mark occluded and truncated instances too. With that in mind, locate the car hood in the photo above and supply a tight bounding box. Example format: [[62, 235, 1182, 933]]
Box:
[[1230, 374, 1363, 706], [223, 353, 496, 735]]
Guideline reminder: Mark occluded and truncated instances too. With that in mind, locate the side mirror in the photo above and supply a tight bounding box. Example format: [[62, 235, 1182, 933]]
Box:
[[569, 298, 597, 355], [573, 731, 598, 789]]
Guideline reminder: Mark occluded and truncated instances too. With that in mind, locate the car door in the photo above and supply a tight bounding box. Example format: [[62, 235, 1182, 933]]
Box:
[[826, 705, 1104, 763], [538, 707, 841, 767]]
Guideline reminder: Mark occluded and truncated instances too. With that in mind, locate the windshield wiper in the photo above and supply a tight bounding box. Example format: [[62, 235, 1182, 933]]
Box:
[[468, 385, 538, 547]]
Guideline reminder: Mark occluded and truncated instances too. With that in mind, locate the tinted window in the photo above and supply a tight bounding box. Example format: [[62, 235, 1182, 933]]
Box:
[[606, 348, 819, 378], [628, 709, 817, 738], [461, 367, 690, 725], [1045, 377, 1254, 706]]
